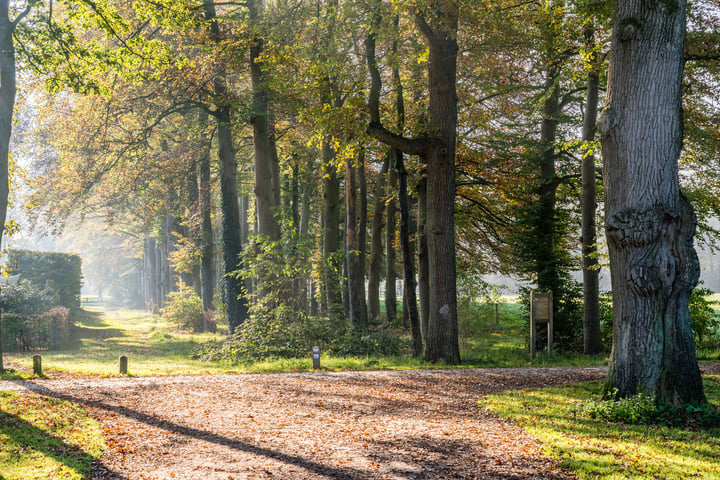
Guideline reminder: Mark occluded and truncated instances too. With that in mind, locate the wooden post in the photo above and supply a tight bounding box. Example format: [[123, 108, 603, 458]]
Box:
[[530, 291, 553, 360], [119, 355, 128, 375], [312, 346, 321, 370], [32, 355, 42, 376]]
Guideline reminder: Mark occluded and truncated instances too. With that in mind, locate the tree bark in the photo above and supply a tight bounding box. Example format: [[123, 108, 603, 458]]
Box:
[[202, 0, 248, 333], [199, 122, 216, 320], [581, 23, 603, 355], [417, 167, 429, 340], [345, 148, 368, 329], [366, 2, 460, 364], [601, 0, 704, 406], [248, 0, 281, 242], [322, 141, 342, 314], [0, 0, 29, 372], [385, 153, 397, 324], [368, 156, 388, 321]]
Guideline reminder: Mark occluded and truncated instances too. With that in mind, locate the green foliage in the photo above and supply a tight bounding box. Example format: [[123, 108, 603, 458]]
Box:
[[7, 250, 82, 310], [689, 285, 720, 350], [161, 283, 203, 332], [576, 391, 659, 424], [0, 279, 55, 316], [195, 310, 410, 362], [0, 280, 70, 351], [1, 307, 71, 352], [576, 391, 720, 427]]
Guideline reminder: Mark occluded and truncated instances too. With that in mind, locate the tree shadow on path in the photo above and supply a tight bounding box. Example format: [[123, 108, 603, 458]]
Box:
[[17, 381, 372, 480]]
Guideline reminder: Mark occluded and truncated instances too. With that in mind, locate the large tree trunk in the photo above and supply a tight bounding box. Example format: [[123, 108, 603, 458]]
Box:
[[420, 7, 460, 365], [0, 0, 27, 372], [581, 23, 603, 355], [601, 0, 704, 406], [202, 0, 248, 333], [345, 149, 368, 329], [366, 2, 460, 364], [248, 0, 281, 242]]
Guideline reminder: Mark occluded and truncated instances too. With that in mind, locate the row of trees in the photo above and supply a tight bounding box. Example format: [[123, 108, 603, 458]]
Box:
[[2, 0, 719, 404]]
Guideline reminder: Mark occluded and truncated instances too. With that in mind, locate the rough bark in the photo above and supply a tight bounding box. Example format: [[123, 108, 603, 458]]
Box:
[[368, 157, 388, 321], [202, 0, 248, 333], [601, 0, 704, 406], [581, 23, 603, 355], [248, 0, 280, 242], [322, 141, 342, 314], [536, 67, 561, 297], [366, 2, 460, 364], [345, 150, 368, 329]]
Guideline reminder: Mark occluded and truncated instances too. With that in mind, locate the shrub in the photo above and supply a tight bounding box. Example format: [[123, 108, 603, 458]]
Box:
[[0, 279, 55, 316], [575, 390, 720, 427], [161, 284, 204, 332], [7, 250, 82, 310]]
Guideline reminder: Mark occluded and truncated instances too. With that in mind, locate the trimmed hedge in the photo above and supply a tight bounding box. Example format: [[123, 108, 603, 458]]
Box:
[[7, 249, 82, 310]]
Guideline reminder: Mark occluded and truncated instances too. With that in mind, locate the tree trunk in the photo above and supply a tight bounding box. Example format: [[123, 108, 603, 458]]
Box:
[[385, 154, 397, 324], [397, 151, 422, 356], [601, 0, 704, 406], [248, 0, 281, 242], [581, 23, 603, 355], [366, 3, 460, 364], [202, 0, 248, 334], [216, 106, 248, 334], [322, 141, 342, 314], [199, 125, 215, 320], [368, 157, 388, 321], [0, 0, 26, 372], [345, 149, 368, 329], [417, 168, 429, 340]]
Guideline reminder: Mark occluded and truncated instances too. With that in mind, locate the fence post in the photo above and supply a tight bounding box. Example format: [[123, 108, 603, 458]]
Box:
[[119, 355, 128, 375], [33, 355, 42, 376]]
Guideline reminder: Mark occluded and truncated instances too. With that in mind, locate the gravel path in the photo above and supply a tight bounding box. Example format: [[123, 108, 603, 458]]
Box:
[[0, 366, 613, 479]]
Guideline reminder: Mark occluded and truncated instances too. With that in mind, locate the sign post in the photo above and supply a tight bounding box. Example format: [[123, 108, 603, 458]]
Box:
[[530, 291, 553, 359]]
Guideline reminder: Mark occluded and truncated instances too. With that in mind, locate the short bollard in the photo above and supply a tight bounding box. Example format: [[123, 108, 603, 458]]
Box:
[[119, 355, 128, 375], [312, 346, 321, 370], [33, 355, 42, 376]]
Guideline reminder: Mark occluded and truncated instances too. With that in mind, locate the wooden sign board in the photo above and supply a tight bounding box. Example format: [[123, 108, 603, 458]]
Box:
[[530, 291, 553, 359]]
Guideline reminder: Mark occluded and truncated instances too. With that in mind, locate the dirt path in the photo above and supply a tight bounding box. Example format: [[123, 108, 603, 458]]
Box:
[[0, 366, 613, 480]]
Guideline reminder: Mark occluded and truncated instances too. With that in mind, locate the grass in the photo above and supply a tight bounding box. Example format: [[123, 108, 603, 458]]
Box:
[[481, 376, 720, 479], [3, 300, 608, 377], [0, 391, 105, 480], [4, 305, 240, 377]]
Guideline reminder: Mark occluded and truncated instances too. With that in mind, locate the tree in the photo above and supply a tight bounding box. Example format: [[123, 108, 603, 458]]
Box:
[[601, 0, 705, 406], [367, 1, 460, 364], [581, 21, 604, 354], [0, 0, 32, 372]]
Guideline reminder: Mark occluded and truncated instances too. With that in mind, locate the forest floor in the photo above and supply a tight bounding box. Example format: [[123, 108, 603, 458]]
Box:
[[0, 366, 613, 480]]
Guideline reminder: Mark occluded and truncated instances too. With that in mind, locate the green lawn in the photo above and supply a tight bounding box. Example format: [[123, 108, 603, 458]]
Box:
[[4, 305, 239, 377], [481, 377, 720, 479], [0, 391, 105, 480]]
